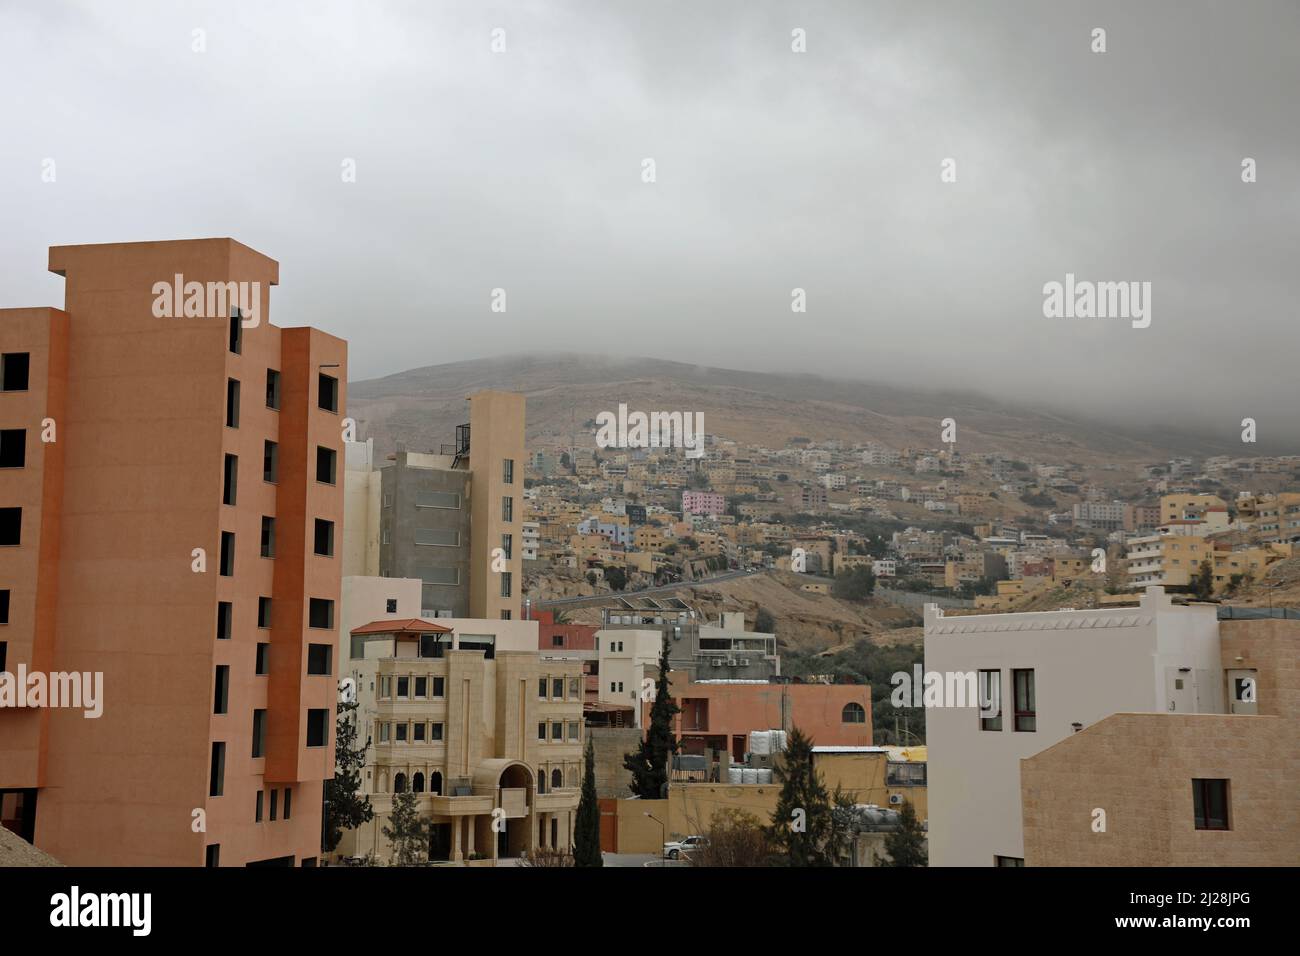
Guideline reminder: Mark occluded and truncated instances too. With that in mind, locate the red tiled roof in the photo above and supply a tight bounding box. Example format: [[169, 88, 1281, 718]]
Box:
[[349, 618, 453, 636]]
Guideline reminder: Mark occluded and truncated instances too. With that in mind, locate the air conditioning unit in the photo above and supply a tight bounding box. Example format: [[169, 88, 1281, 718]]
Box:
[[888, 794, 904, 805], [711, 659, 723, 667], [727, 659, 738, 667], [739, 659, 751, 666]]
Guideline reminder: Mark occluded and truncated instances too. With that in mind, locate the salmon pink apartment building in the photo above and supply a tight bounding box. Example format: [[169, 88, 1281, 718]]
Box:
[[0, 239, 345, 866]]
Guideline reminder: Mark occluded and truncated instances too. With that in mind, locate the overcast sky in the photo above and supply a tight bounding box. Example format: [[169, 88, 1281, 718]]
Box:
[[2, 1, 1297, 446]]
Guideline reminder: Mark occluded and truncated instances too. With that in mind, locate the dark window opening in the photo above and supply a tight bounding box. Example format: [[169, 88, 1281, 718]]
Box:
[[263, 440, 278, 483], [306, 709, 328, 748], [1013, 668, 1036, 732], [307, 643, 332, 675], [0, 430, 26, 468], [257, 596, 271, 629], [229, 312, 242, 354], [216, 601, 232, 640], [219, 531, 235, 576], [260, 516, 275, 558], [1193, 779, 1230, 830], [265, 369, 280, 410], [316, 446, 337, 484], [309, 598, 334, 630], [0, 508, 22, 546], [226, 378, 240, 428], [256, 642, 270, 676], [214, 665, 229, 714], [209, 742, 226, 797], [222, 453, 237, 505], [252, 709, 267, 757], [1, 353, 31, 391], [318, 373, 339, 413], [314, 518, 334, 557]]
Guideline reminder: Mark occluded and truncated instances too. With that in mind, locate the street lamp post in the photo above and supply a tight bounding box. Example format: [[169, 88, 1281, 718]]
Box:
[[645, 812, 666, 866]]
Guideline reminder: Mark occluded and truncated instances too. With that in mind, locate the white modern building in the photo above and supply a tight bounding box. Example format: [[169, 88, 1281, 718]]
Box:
[[923, 587, 1221, 866]]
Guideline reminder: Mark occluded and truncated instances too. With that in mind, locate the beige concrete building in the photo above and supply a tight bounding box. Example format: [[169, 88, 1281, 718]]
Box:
[[1021, 617, 1300, 865], [339, 617, 583, 863]]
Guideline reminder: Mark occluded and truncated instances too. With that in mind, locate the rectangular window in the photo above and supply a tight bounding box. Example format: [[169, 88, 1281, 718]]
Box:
[[217, 601, 232, 641], [229, 312, 242, 354], [378, 722, 390, 743], [386, 598, 398, 613], [413, 722, 426, 742], [430, 722, 444, 741], [500, 572, 512, 598], [256, 642, 270, 676], [397, 676, 410, 698], [318, 373, 339, 413], [1, 353, 31, 391], [213, 665, 229, 714], [265, 369, 280, 410], [260, 516, 275, 558], [979, 669, 1002, 732], [0, 429, 26, 468], [501, 496, 513, 522], [994, 856, 1024, 867], [501, 533, 512, 560], [307, 644, 332, 675], [283, 788, 291, 820], [255, 790, 264, 823], [568, 721, 579, 742], [415, 491, 461, 509], [432, 677, 445, 698], [316, 446, 337, 484], [500, 610, 511, 620], [413, 528, 459, 547], [263, 440, 278, 483], [314, 518, 334, 557], [569, 677, 579, 697], [551, 721, 563, 740], [503, 459, 514, 484], [552, 678, 564, 699], [414, 676, 428, 698], [222, 453, 237, 505], [209, 742, 226, 797], [552, 635, 564, 647], [306, 709, 328, 748], [270, 789, 278, 822], [0, 508, 21, 546], [538, 722, 547, 741], [252, 709, 267, 757], [205, 845, 220, 868], [419, 567, 460, 586], [539, 678, 548, 699], [226, 378, 240, 428], [378, 676, 391, 698], [395, 722, 408, 743], [257, 597, 271, 629], [219, 531, 235, 576], [1193, 779, 1230, 830], [309, 598, 334, 629], [1013, 669, 1036, 732]]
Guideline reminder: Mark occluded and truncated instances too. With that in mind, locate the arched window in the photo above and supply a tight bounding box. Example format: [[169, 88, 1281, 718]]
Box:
[[429, 771, 443, 796], [412, 772, 425, 793], [394, 772, 407, 793], [551, 768, 563, 790], [842, 702, 866, 723]]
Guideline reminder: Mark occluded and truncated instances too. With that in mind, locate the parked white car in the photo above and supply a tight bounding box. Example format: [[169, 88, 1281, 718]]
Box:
[[663, 835, 708, 860]]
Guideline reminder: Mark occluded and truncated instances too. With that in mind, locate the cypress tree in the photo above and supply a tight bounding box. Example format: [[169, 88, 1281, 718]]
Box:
[[768, 726, 836, 866], [623, 634, 680, 798], [574, 736, 603, 866]]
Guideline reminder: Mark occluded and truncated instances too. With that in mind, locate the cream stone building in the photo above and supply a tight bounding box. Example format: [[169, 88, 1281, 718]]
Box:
[[338, 617, 583, 863]]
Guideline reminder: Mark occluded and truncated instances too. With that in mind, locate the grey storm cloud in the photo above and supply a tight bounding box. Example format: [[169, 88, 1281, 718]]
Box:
[[1, 0, 1296, 445]]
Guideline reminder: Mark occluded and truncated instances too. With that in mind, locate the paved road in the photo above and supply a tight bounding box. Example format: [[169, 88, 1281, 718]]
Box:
[[536, 568, 764, 608]]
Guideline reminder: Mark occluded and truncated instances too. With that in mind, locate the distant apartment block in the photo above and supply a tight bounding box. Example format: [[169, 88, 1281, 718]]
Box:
[[345, 390, 524, 620], [682, 490, 726, 517], [0, 238, 345, 866]]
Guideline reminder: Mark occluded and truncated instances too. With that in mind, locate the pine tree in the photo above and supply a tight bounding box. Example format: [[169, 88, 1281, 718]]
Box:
[[880, 799, 928, 867], [767, 726, 836, 866], [323, 698, 373, 853], [382, 790, 431, 866], [574, 737, 603, 867], [623, 635, 680, 798]]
